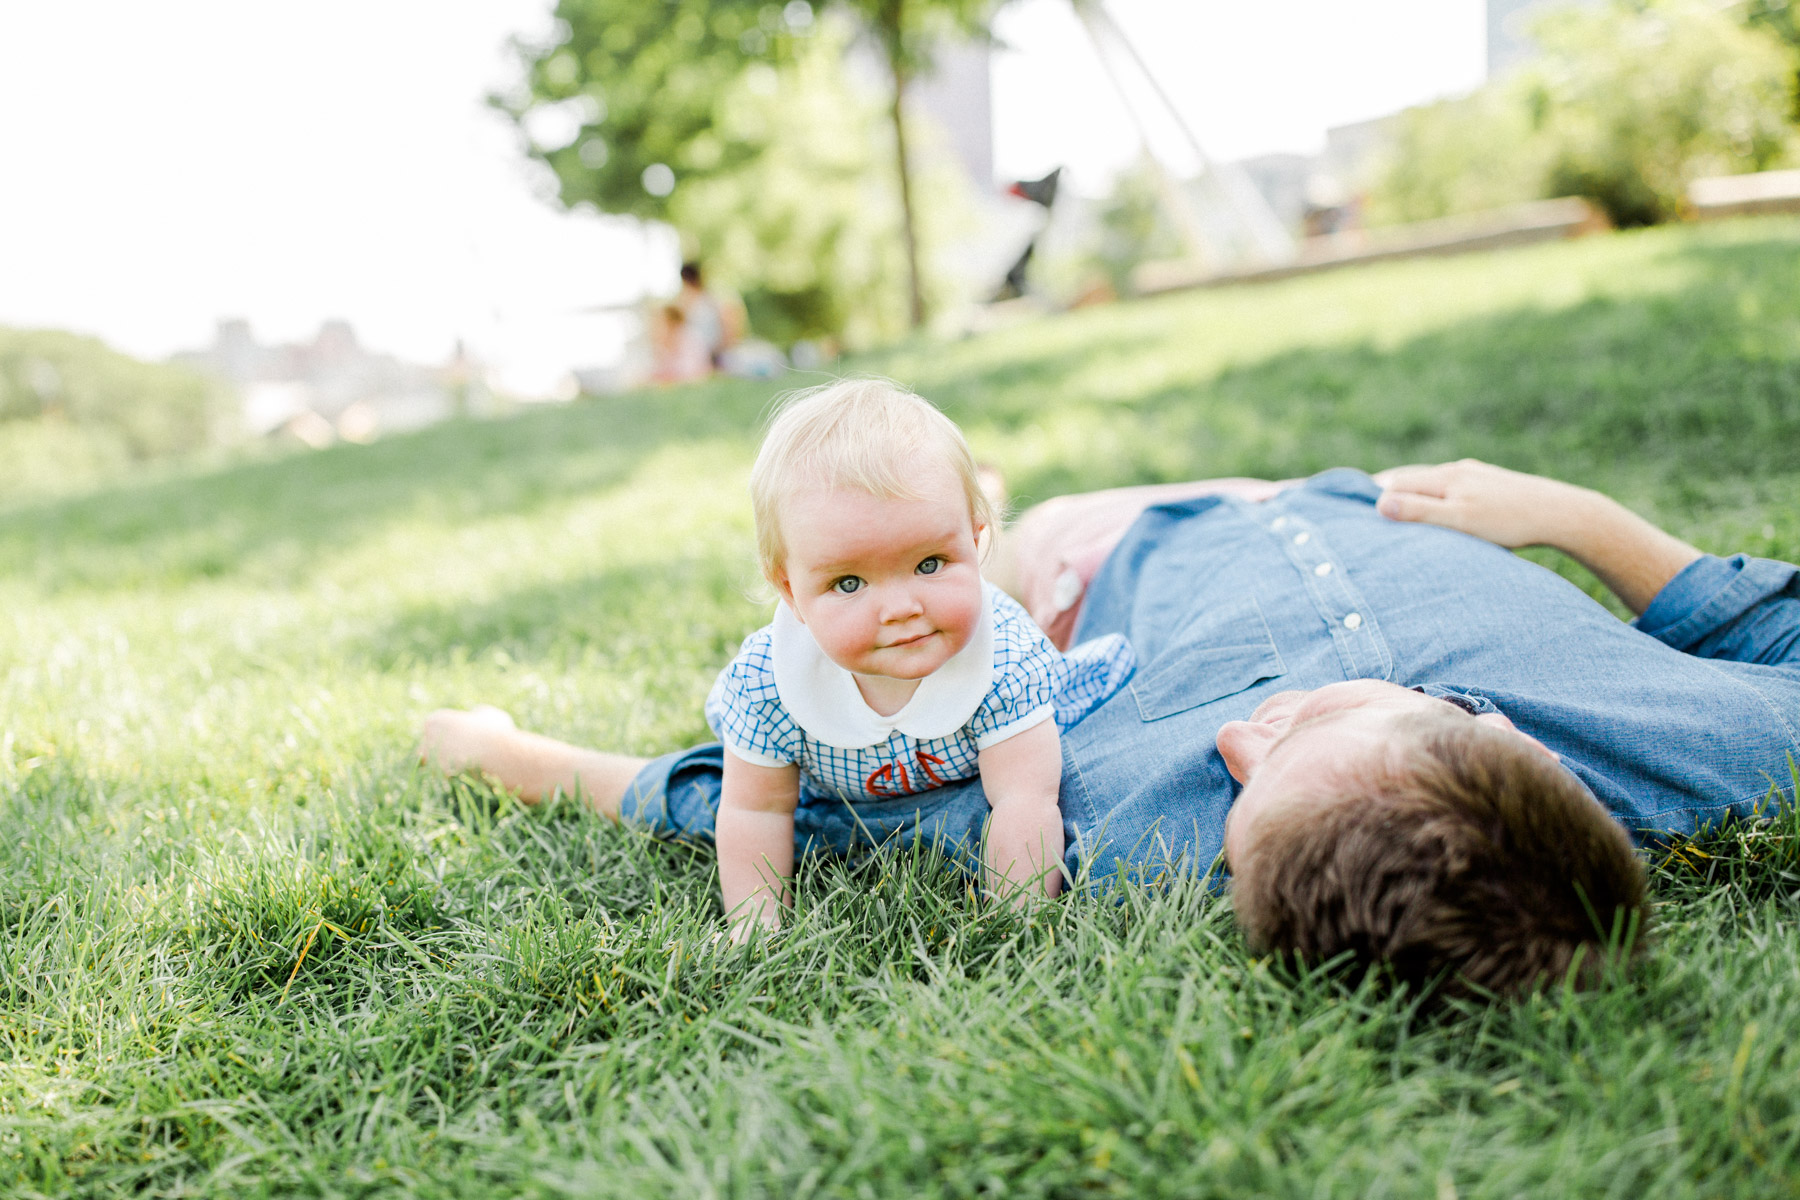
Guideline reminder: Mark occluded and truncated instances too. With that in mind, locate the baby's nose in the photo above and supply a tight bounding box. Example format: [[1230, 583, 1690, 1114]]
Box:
[[878, 585, 925, 619]]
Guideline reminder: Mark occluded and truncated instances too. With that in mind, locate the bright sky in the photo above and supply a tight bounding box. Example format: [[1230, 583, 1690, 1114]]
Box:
[[0, 0, 1485, 389], [993, 0, 1486, 187]]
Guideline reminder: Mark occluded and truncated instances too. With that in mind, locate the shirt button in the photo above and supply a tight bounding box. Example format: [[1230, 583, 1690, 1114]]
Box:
[[1271, 517, 1288, 531], [1293, 531, 1311, 545], [1313, 562, 1333, 576], [1050, 567, 1084, 613], [1343, 612, 1363, 630]]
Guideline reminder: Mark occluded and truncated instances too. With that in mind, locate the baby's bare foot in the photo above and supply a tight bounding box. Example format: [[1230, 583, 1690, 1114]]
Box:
[[418, 705, 515, 773]]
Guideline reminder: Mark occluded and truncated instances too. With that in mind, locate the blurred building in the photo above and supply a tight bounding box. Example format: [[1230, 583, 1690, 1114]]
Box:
[[176, 318, 479, 445], [913, 40, 994, 191], [1198, 117, 1389, 246], [1218, 3, 1609, 234], [1222, 0, 1609, 238], [1234, 153, 1318, 232]]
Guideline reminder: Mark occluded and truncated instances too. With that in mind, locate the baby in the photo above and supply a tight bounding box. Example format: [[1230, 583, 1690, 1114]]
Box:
[[706, 379, 1132, 935], [420, 379, 1133, 937]]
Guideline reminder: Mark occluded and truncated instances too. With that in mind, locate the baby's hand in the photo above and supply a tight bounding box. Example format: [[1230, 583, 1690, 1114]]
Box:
[[724, 907, 781, 947], [417, 705, 516, 773], [1374, 459, 1593, 551]]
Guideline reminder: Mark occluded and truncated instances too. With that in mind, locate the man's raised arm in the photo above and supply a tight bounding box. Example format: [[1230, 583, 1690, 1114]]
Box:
[[1374, 459, 1704, 616]]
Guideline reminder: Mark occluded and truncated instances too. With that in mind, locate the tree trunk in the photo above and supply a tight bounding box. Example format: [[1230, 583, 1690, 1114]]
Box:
[[888, 54, 927, 330]]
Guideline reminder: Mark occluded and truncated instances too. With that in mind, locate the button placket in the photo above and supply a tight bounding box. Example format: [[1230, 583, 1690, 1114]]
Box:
[[1257, 505, 1391, 680]]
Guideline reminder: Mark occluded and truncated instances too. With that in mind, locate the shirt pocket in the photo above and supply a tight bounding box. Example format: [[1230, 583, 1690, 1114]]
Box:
[[1130, 596, 1286, 722]]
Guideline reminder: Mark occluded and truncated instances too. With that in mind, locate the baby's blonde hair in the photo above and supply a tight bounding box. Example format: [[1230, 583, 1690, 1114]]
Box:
[[750, 378, 995, 582]]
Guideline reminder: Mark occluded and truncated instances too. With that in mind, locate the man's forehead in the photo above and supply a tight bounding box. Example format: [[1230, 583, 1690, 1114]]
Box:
[[1263, 699, 1465, 777]]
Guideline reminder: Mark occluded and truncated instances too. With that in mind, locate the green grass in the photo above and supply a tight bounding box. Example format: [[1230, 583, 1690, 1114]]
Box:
[[5, 217, 1800, 1197]]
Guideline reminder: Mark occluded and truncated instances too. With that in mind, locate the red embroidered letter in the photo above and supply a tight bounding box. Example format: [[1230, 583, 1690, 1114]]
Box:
[[866, 760, 915, 796]]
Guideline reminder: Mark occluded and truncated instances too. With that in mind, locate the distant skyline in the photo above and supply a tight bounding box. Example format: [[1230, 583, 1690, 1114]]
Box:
[[0, 0, 1484, 390]]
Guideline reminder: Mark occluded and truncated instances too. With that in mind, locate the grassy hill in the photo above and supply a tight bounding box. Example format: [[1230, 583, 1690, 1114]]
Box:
[[4, 217, 1800, 1196], [0, 327, 237, 502]]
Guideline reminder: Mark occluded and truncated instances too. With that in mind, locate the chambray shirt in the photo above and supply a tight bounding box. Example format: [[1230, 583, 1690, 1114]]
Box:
[[1056, 469, 1800, 884], [628, 468, 1800, 876]]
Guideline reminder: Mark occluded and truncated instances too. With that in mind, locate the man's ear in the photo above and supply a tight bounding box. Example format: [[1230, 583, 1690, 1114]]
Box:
[[1475, 711, 1560, 761], [1215, 718, 1284, 785]]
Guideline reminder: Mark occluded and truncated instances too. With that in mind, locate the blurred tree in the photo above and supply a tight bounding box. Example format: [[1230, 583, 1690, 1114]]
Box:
[[0, 327, 238, 500], [1528, 0, 1796, 225], [1020, 157, 1185, 306], [1365, 86, 1549, 226], [499, 0, 1008, 343], [837, 0, 1006, 328], [672, 15, 930, 347], [497, 0, 769, 221], [1367, 0, 1797, 228], [1084, 158, 1182, 298], [0, 328, 234, 459], [1746, 0, 1800, 121]]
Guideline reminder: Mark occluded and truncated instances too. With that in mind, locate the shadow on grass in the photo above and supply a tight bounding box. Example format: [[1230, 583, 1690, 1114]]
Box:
[[976, 236, 1800, 503], [351, 553, 749, 670], [0, 376, 778, 591], [7, 229, 1798, 593]]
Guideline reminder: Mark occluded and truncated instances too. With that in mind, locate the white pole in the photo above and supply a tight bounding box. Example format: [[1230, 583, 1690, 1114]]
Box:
[[1075, 0, 1297, 266], [1070, 3, 1210, 262]]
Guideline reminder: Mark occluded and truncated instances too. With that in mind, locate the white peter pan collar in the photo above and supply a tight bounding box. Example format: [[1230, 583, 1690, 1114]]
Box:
[[768, 581, 997, 749]]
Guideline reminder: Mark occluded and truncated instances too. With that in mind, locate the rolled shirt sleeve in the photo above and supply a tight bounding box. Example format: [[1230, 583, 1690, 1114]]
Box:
[[968, 596, 1065, 749], [704, 630, 803, 768], [1634, 553, 1800, 667]]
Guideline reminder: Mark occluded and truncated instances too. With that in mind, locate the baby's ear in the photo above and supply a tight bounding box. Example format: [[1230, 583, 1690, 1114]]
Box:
[[771, 570, 799, 615]]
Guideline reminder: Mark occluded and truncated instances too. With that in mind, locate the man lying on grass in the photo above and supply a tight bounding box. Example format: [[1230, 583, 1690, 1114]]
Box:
[[422, 455, 1800, 1000]]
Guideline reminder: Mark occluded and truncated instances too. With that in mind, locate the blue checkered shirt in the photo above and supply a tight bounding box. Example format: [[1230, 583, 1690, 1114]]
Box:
[[705, 589, 1134, 805]]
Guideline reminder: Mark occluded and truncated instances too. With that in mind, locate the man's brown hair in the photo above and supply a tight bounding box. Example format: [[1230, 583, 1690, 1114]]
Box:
[[1231, 712, 1649, 999]]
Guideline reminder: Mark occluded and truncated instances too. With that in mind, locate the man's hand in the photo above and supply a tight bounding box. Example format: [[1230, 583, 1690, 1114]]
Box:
[[1374, 458, 1703, 616], [1374, 459, 1596, 550]]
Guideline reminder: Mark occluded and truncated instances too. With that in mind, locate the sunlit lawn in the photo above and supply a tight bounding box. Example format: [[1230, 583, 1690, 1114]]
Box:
[[4, 217, 1800, 1197]]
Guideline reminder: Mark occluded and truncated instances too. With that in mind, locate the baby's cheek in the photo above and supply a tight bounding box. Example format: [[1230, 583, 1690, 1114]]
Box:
[[946, 585, 985, 641], [822, 621, 872, 663]]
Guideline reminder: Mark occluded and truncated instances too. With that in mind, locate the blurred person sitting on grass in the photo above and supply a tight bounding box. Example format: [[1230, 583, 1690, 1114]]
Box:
[[649, 303, 711, 385], [424, 442, 1800, 1000], [677, 260, 742, 371]]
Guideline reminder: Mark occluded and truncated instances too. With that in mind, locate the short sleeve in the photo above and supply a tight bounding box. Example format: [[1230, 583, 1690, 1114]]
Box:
[[1634, 553, 1800, 667], [968, 593, 1062, 749], [703, 628, 804, 767]]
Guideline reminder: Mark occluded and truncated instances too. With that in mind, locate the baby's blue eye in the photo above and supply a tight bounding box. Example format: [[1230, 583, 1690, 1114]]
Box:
[[832, 576, 864, 595], [916, 556, 943, 575]]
